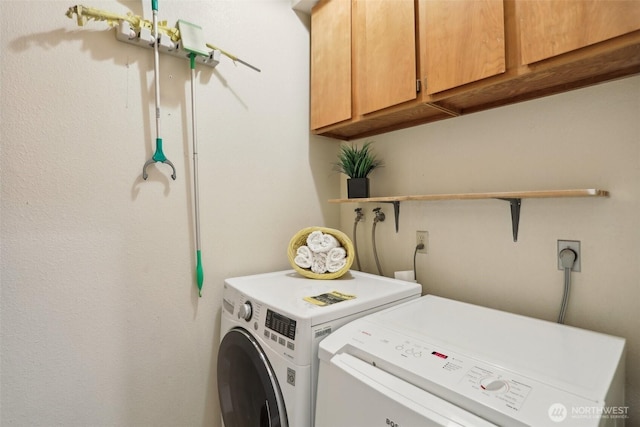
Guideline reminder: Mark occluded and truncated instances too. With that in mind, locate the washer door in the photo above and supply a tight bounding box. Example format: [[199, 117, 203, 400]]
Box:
[[218, 328, 288, 427]]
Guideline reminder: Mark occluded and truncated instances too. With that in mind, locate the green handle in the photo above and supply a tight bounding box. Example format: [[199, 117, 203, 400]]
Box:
[[152, 0, 158, 11], [190, 53, 196, 70], [152, 138, 167, 162], [196, 250, 203, 297]]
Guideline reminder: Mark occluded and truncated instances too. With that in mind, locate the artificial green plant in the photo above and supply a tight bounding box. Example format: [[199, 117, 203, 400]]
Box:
[[333, 141, 384, 178]]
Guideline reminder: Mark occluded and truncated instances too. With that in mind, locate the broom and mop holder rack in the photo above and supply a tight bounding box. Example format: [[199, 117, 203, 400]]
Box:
[[65, 4, 261, 72], [115, 20, 221, 68], [66, 4, 260, 298]]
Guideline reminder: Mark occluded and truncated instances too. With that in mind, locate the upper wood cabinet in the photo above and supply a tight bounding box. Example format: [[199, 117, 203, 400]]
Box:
[[421, 0, 506, 94], [354, 0, 417, 114], [311, 0, 437, 138], [518, 0, 640, 65], [310, 0, 351, 130], [310, 0, 640, 140]]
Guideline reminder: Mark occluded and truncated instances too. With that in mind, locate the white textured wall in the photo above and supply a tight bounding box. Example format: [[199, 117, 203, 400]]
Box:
[[1, 1, 338, 426], [3, 1, 639, 425], [341, 75, 640, 425]]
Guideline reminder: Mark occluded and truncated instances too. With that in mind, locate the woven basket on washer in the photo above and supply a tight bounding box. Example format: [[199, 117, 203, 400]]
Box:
[[287, 226, 355, 279]]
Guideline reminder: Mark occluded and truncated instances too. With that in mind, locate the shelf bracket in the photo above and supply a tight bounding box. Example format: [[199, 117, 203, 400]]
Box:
[[382, 201, 401, 233], [497, 198, 522, 242]]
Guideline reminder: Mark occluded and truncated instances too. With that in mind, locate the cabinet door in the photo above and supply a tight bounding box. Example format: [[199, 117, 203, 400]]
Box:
[[519, 0, 640, 65], [310, 0, 352, 130], [354, 0, 417, 115], [422, 0, 506, 94]]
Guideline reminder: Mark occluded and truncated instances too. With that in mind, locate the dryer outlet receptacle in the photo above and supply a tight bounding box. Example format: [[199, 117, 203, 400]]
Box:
[[557, 240, 581, 272]]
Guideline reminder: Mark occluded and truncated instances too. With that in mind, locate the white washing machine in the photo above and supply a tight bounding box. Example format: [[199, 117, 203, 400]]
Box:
[[315, 295, 626, 427], [216, 269, 421, 427]]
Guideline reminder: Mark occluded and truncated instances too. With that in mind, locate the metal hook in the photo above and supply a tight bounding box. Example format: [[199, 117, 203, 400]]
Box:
[[142, 138, 177, 180]]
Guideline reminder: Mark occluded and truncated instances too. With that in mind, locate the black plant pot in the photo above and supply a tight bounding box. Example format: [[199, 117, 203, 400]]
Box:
[[347, 178, 370, 199]]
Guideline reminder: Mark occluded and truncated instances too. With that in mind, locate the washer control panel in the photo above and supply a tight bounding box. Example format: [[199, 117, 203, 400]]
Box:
[[335, 324, 595, 425], [462, 365, 532, 411], [265, 309, 297, 341], [384, 333, 533, 411], [222, 284, 307, 363]]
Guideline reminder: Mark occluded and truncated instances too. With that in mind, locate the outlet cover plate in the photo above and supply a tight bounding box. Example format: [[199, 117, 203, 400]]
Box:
[[416, 231, 428, 254], [558, 240, 581, 272]]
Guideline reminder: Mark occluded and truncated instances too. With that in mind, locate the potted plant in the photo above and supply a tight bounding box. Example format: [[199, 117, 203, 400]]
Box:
[[333, 141, 383, 198]]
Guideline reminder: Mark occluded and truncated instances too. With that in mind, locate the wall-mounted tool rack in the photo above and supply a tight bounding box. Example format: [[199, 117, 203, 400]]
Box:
[[65, 5, 261, 72], [116, 21, 220, 68]]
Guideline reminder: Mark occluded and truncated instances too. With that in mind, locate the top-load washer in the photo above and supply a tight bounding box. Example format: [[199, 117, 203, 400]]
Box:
[[216, 269, 421, 427], [315, 295, 626, 427]]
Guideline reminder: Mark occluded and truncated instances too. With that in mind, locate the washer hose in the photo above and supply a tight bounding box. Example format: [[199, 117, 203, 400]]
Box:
[[353, 208, 364, 271], [372, 208, 385, 276]]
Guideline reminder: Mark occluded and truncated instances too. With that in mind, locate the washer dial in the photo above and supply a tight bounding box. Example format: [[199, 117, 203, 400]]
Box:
[[238, 301, 253, 321]]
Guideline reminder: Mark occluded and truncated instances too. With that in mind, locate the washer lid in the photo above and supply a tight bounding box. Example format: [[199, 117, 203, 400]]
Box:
[[374, 295, 626, 398], [317, 295, 626, 427], [224, 270, 421, 326]]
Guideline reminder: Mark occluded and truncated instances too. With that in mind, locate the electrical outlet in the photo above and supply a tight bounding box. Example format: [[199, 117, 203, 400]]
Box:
[[416, 231, 428, 254], [557, 240, 581, 272]]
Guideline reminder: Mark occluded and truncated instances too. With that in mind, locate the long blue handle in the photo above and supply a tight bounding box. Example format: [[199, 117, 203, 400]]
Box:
[[152, 0, 158, 11]]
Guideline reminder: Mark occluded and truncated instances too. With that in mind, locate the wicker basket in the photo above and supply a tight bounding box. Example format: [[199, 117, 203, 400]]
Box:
[[287, 226, 355, 279]]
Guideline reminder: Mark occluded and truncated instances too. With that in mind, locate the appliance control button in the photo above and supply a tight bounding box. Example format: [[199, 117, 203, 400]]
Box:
[[238, 301, 253, 321], [481, 379, 508, 392]]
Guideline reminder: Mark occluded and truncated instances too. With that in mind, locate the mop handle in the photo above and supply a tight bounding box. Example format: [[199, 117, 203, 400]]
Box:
[[190, 54, 203, 297], [152, 4, 160, 138]]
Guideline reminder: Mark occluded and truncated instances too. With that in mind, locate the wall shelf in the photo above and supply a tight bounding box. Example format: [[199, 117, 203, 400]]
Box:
[[328, 189, 610, 241]]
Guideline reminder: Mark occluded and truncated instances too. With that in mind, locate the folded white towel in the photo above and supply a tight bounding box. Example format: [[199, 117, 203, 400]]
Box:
[[307, 231, 339, 253], [294, 245, 313, 269], [321, 234, 339, 252], [326, 247, 347, 273], [311, 252, 328, 274], [306, 231, 324, 253]]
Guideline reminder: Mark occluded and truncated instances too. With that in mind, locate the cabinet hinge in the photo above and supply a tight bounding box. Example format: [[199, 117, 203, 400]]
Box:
[[416, 79, 421, 93]]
